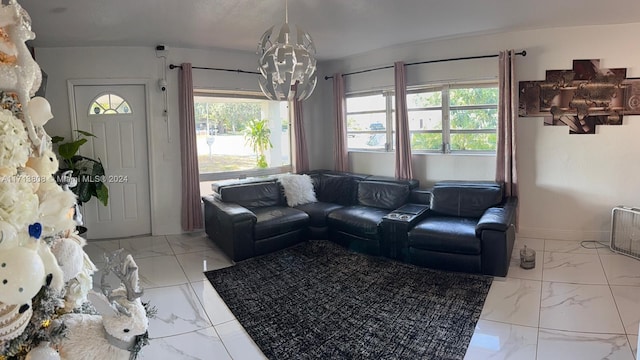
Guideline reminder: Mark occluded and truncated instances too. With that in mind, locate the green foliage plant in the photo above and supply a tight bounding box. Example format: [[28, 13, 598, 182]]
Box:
[[52, 130, 109, 206], [243, 119, 273, 168]]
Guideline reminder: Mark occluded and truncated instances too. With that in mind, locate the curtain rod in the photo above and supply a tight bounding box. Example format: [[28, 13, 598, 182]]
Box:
[[323, 50, 527, 80], [168, 64, 260, 75]]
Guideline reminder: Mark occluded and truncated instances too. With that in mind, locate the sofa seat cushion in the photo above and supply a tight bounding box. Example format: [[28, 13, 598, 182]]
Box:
[[408, 216, 481, 255], [253, 206, 309, 240], [295, 202, 343, 227], [327, 205, 390, 240]]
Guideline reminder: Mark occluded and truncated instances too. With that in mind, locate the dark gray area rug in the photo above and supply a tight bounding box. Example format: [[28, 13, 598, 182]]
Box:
[[205, 240, 492, 360]]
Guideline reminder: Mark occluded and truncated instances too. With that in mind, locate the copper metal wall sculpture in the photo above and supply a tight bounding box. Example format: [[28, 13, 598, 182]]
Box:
[[519, 59, 640, 134]]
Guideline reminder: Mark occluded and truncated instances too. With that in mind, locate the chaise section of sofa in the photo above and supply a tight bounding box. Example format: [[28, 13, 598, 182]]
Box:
[[203, 179, 309, 261]]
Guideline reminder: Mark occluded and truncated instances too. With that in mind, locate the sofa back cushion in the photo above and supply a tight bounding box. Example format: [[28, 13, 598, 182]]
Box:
[[430, 181, 503, 218], [313, 174, 358, 206], [357, 181, 410, 210], [218, 181, 282, 209], [365, 175, 420, 189]]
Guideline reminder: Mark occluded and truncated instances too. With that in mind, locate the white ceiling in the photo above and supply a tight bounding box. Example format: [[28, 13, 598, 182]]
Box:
[[18, 0, 640, 61]]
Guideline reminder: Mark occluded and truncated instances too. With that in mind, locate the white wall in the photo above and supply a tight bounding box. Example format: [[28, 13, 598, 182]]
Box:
[[308, 22, 640, 241], [37, 21, 640, 240], [37, 46, 270, 235]]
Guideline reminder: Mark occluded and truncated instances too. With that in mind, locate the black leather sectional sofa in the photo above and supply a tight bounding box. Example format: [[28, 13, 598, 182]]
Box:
[[202, 170, 517, 276]]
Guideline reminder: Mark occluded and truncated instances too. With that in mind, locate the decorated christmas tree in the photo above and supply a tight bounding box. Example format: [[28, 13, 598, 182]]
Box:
[[0, 1, 152, 359]]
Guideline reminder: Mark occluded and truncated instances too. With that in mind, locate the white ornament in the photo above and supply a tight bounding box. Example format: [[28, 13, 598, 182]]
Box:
[[0, 220, 17, 250], [0, 166, 14, 177], [0, 301, 32, 341], [58, 252, 149, 360], [0, 246, 45, 305], [0, 4, 17, 57], [25, 341, 61, 360], [26, 149, 61, 204], [0, 181, 39, 230], [38, 188, 77, 238], [27, 96, 53, 127], [20, 165, 40, 192], [59, 230, 95, 311], [63, 271, 92, 311], [0, 0, 42, 150], [51, 237, 85, 283], [37, 238, 64, 292], [26, 149, 59, 178], [0, 109, 29, 170]]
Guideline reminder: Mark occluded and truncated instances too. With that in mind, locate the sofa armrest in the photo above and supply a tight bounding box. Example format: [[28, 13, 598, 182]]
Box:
[[409, 189, 432, 205], [206, 195, 257, 222], [479, 226, 516, 277], [203, 195, 257, 261], [475, 197, 518, 236], [477, 196, 517, 277]]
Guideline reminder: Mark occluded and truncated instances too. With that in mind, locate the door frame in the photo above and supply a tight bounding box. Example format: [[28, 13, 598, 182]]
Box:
[[67, 78, 156, 236]]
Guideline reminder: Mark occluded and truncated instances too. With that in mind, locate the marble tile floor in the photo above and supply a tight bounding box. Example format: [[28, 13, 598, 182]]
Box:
[[466, 237, 640, 360], [84, 234, 640, 360]]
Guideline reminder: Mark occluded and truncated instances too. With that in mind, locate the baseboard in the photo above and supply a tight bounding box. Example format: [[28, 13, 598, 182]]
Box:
[[517, 227, 609, 242]]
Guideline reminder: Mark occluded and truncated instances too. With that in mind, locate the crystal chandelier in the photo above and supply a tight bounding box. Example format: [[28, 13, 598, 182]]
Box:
[[257, 0, 317, 101]]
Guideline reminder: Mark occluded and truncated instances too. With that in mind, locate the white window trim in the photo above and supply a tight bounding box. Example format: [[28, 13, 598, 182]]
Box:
[[199, 166, 292, 182]]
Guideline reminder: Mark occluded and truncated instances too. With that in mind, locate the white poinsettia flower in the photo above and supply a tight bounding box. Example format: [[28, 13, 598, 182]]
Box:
[[0, 109, 29, 170], [0, 181, 39, 230]]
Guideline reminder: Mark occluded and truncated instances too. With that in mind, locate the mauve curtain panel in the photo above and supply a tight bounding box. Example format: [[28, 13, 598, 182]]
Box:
[[333, 73, 349, 172], [178, 63, 203, 231], [496, 50, 518, 197], [394, 61, 413, 179], [292, 93, 310, 172]]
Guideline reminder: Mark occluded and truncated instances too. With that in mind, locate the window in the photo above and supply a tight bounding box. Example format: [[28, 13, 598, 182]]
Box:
[[346, 83, 498, 153], [194, 91, 291, 188], [407, 90, 442, 151], [345, 93, 394, 151], [89, 93, 131, 115]]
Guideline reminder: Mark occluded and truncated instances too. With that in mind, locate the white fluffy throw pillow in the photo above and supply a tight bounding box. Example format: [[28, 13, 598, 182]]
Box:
[[278, 174, 317, 207]]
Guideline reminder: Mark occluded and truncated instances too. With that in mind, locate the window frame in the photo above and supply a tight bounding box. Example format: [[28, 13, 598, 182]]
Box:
[[344, 89, 394, 152], [345, 81, 498, 154], [193, 90, 293, 182]]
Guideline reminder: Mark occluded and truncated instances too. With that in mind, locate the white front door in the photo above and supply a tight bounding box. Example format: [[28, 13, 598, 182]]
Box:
[[72, 84, 151, 239]]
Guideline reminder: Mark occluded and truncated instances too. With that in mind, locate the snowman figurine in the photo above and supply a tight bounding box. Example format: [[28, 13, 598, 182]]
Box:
[[0, 223, 48, 306]]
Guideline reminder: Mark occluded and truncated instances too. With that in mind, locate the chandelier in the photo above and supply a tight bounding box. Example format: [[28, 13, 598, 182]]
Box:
[[257, 0, 317, 101]]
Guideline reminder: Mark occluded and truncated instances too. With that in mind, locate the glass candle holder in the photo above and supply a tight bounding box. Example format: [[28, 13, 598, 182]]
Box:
[[520, 245, 536, 269]]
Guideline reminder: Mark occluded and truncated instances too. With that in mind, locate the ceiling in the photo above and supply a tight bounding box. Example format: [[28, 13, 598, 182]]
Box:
[[18, 0, 640, 61]]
